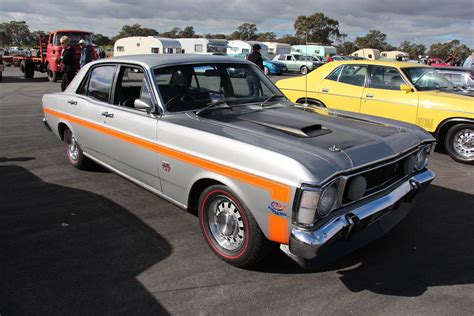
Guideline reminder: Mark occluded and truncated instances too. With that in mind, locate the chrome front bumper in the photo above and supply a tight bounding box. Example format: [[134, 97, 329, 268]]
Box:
[[289, 169, 435, 260]]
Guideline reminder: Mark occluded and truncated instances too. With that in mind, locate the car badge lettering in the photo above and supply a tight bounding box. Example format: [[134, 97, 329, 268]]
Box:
[[268, 201, 287, 218], [329, 145, 341, 152], [161, 162, 171, 172]]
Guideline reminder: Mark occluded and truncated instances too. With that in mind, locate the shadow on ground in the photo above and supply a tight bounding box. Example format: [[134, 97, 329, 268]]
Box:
[[254, 185, 474, 297], [0, 164, 172, 314], [1, 75, 50, 83]]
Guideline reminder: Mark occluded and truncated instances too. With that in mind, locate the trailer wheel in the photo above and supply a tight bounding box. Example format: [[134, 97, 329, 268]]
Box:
[[47, 64, 58, 82]]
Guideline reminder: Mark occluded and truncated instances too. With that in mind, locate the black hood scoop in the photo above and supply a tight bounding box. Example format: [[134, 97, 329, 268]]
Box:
[[242, 118, 331, 138]]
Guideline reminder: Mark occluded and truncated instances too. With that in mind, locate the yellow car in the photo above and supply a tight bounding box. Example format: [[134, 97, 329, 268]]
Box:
[[276, 60, 474, 164]]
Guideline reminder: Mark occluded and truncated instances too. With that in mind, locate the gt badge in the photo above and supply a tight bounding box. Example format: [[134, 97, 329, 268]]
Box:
[[268, 201, 287, 218], [161, 162, 171, 172]]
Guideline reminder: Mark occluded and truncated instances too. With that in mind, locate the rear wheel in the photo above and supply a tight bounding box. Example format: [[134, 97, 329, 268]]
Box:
[[445, 124, 474, 164], [47, 64, 58, 82], [300, 66, 308, 75], [25, 63, 34, 79], [63, 128, 90, 169], [199, 185, 270, 267]]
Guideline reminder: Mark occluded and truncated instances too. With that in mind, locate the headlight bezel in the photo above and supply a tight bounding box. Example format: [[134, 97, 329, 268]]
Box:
[[415, 144, 432, 171], [293, 179, 341, 227]]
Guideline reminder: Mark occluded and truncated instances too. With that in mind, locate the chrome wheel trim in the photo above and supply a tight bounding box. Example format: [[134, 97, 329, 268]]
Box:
[[301, 67, 308, 75], [453, 128, 474, 158], [66, 131, 79, 161], [207, 196, 245, 251]]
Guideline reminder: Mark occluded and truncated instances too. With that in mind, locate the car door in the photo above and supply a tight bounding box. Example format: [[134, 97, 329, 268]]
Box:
[[317, 64, 366, 113], [72, 64, 117, 162], [98, 64, 162, 191], [286, 55, 297, 71], [360, 65, 418, 124]]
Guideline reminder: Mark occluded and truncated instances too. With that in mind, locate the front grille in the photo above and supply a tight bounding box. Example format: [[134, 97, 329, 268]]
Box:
[[342, 155, 410, 204]]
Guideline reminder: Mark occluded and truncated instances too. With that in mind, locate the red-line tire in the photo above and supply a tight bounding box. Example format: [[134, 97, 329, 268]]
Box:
[[199, 185, 270, 267], [63, 128, 90, 169]]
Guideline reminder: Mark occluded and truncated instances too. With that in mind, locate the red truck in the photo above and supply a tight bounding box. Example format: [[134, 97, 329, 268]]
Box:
[[3, 29, 92, 82]]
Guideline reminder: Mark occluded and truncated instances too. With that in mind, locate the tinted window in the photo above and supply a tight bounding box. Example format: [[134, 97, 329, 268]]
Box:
[[87, 65, 116, 103], [369, 66, 405, 90], [326, 66, 342, 81], [338, 65, 367, 87]]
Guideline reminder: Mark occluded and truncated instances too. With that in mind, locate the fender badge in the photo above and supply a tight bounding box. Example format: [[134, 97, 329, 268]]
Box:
[[329, 145, 341, 152], [161, 162, 171, 172], [268, 201, 287, 218]]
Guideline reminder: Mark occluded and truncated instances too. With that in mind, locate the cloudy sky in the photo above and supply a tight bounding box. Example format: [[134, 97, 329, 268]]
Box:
[[1, 0, 473, 47]]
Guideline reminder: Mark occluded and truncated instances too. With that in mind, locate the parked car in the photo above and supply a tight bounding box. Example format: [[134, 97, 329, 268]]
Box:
[[276, 60, 474, 164], [434, 66, 474, 95], [430, 58, 450, 67], [233, 53, 287, 75], [42, 55, 435, 267], [273, 53, 321, 74]]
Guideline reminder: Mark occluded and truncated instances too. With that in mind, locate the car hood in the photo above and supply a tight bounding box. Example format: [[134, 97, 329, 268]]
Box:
[[168, 105, 433, 182]]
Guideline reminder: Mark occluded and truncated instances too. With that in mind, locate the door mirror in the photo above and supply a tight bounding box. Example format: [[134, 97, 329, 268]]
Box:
[[400, 84, 413, 92], [134, 99, 152, 111]]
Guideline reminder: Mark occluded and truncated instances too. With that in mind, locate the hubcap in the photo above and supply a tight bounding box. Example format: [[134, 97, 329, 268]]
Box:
[[208, 196, 245, 251], [66, 131, 79, 161], [453, 129, 474, 158]]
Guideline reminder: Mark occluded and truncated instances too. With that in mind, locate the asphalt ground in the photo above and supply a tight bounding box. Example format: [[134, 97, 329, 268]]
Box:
[[1, 66, 473, 315]]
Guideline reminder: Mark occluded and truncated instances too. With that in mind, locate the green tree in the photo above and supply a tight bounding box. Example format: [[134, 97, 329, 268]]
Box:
[[398, 41, 426, 59], [113, 24, 158, 41], [354, 29, 388, 50], [429, 40, 471, 60], [161, 27, 181, 38], [0, 21, 31, 46], [230, 23, 258, 40], [336, 41, 358, 55], [256, 32, 277, 42], [204, 33, 227, 39], [178, 26, 196, 38], [294, 12, 340, 45], [278, 34, 301, 45], [92, 33, 112, 46]]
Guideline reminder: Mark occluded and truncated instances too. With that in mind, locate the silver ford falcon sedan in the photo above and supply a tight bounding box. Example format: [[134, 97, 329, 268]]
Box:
[[42, 55, 435, 267]]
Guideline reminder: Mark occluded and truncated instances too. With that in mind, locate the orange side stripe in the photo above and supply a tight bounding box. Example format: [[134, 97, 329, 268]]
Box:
[[268, 214, 289, 244], [44, 107, 292, 203]]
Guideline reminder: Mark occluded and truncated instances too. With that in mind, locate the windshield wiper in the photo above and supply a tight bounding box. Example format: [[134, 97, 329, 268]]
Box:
[[260, 94, 285, 108], [195, 99, 230, 115]]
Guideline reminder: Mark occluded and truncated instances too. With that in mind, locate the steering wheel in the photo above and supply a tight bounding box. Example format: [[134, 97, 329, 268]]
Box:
[[165, 90, 197, 112]]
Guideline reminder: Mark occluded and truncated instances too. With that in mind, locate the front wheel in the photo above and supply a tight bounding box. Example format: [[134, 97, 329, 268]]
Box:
[[47, 64, 58, 82], [445, 124, 474, 164], [199, 185, 270, 267]]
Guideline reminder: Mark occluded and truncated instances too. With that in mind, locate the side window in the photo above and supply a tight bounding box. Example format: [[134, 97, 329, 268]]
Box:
[[151, 47, 159, 54], [338, 65, 367, 87], [114, 65, 146, 108], [326, 66, 343, 81], [117, 46, 125, 52], [87, 65, 116, 103], [369, 66, 406, 90], [242, 49, 249, 54], [278, 55, 284, 61], [195, 44, 204, 53]]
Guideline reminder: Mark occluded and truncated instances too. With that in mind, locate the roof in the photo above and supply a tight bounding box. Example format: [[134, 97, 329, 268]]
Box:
[[329, 60, 429, 68], [101, 54, 251, 67], [51, 30, 91, 34]]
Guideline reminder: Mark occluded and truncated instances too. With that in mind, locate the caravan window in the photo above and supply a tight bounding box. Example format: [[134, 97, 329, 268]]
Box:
[[151, 47, 160, 54], [195, 44, 204, 53], [242, 49, 250, 54], [117, 46, 124, 52]]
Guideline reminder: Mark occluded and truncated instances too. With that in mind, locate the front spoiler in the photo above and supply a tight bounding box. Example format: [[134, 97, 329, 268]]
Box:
[[287, 169, 435, 260]]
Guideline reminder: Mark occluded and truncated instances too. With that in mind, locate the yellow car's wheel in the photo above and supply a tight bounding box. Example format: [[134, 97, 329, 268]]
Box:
[[445, 124, 474, 165]]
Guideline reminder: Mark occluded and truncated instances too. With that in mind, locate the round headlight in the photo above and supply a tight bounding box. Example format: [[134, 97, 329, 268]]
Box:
[[318, 184, 338, 217], [415, 147, 430, 171], [347, 175, 367, 201]]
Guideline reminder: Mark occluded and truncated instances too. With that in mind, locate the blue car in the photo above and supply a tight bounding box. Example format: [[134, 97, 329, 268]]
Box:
[[233, 53, 287, 75]]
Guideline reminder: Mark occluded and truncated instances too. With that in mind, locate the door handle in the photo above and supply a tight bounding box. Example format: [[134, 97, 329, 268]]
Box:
[[101, 112, 114, 118], [322, 88, 329, 93], [366, 94, 374, 98], [67, 100, 77, 105]]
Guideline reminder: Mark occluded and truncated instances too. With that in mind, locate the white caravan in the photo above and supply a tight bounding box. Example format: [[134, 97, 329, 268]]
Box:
[[114, 36, 182, 56], [177, 38, 228, 54], [227, 40, 268, 56], [263, 42, 291, 58], [291, 44, 336, 57]]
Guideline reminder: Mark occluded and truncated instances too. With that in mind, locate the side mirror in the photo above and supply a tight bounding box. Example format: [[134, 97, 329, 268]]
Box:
[[134, 99, 152, 111], [400, 84, 413, 93]]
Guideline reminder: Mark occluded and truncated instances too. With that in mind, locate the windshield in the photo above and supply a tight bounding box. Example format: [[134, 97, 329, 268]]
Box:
[[402, 67, 454, 91], [54, 32, 92, 46], [153, 62, 284, 113]]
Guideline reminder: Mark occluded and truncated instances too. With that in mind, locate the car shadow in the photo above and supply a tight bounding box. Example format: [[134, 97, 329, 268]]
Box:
[[0, 75, 50, 83], [253, 185, 474, 297], [0, 165, 172, 314]]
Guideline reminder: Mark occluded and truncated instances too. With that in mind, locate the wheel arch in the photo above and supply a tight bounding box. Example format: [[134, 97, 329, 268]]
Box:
[[435, 117, 474, 144], [57, 121, 74, 141]]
